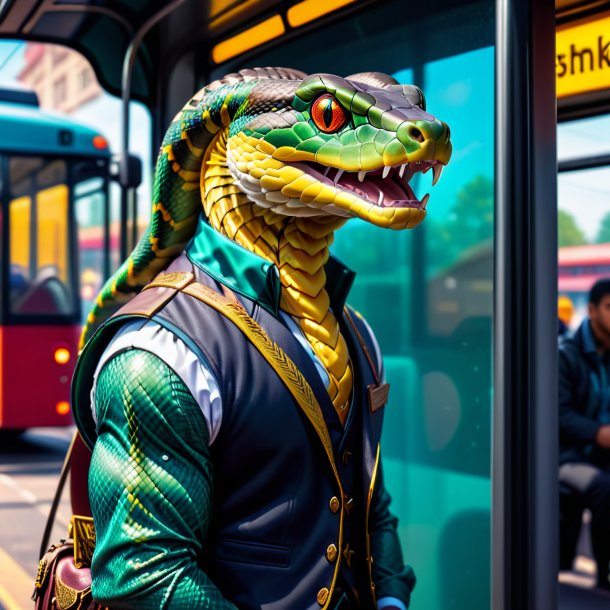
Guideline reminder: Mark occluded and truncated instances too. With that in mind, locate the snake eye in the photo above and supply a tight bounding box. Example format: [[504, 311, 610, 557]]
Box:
[[311, 94, 348, 133]]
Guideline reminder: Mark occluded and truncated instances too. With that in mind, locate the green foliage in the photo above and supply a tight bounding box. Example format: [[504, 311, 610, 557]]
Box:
[[595, 212, 610, 244], [558, 209, 588, 247], [427, 175, 494, 275]]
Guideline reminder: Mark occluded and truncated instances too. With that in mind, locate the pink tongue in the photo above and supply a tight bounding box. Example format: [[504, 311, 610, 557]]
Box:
[[338, 173, 410, 205]]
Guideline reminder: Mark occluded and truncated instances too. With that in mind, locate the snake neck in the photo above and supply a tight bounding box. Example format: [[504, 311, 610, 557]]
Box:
[[202, 130, 353, 422]]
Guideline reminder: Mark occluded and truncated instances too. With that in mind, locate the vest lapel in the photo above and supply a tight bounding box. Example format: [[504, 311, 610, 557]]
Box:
[[252, 304, 345, 439], [340, 311, 385, 487]]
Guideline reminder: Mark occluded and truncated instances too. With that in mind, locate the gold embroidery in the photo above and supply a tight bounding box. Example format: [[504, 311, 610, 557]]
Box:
[[34, 558, 49, 590], [54, 574, 82, 609], [70, 515, 96, 568], [143, 271, 194, 291]]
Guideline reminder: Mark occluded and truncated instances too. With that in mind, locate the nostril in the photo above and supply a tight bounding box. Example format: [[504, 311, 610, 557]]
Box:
[[409, 126, 425, 143]]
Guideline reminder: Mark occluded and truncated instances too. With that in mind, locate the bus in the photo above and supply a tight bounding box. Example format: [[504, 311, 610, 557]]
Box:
[[0, 87, 110, 432], [559, 243, 610, 327]]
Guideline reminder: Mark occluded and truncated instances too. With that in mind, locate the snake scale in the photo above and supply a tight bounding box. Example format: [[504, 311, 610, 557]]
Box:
[[81, 66, 452, 421]]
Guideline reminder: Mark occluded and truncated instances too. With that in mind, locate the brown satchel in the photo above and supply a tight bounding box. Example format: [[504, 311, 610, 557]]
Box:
[[32, 433, 106, 610]]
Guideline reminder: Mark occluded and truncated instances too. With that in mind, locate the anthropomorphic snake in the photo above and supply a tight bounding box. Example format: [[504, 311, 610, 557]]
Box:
[[81, 66, 451, 422]]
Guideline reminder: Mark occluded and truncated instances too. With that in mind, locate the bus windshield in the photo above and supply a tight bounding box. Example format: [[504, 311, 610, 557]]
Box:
[[6, 155, 106, 320]]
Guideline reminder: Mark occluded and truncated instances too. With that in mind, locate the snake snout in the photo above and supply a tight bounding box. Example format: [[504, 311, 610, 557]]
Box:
[[397, 119, 448, 151]]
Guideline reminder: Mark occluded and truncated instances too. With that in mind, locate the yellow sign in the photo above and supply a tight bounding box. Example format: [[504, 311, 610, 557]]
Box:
[[556, 14, 610, 99]]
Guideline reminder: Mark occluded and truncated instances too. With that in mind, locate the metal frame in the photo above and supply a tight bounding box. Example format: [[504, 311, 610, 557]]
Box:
[[494, 0, 558, 608], [558, 153, 610, 172]]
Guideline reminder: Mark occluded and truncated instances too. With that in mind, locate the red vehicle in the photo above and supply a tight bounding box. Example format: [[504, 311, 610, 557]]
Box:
[[558, 243, 610, 326], [0, 88, 110, 432]]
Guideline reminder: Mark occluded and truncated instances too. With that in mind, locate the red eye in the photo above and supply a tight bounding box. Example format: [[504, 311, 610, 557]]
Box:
[[311, 94, 348, 133]]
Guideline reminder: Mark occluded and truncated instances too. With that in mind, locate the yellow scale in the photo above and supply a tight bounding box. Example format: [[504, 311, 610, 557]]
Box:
[[203, 128, 353, 424]]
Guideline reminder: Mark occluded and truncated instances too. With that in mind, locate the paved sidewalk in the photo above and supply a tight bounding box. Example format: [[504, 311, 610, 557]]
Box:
[[0, 547, 33, 610]]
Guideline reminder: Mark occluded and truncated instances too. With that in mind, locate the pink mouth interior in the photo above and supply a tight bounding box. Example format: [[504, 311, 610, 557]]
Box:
[[297, 161, 438, 209], [332, 167, 417, 208]]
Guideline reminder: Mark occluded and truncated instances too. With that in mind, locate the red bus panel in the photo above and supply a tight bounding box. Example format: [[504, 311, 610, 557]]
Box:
[[0, 324, 80, 429]]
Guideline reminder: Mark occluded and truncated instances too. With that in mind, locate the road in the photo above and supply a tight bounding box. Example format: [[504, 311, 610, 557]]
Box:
[[0, 427, 73, 610]]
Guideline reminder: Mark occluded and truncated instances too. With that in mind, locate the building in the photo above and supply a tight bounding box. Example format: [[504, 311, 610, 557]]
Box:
[[17, 42, 100, 113]]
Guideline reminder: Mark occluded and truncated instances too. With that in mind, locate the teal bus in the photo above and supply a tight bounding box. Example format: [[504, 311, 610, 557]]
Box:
[[0, 87, 110, 432]]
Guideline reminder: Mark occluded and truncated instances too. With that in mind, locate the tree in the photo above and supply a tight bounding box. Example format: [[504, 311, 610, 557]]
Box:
[[558, 209, 588, 247], [595, 212, 610, 244], [426, 175, 494, 274]]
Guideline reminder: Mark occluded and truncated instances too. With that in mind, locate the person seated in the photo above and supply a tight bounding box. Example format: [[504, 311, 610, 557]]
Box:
[[559, 279, 610, 589]]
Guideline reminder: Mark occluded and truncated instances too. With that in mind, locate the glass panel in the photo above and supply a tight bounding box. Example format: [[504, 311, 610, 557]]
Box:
[[558, 115, 610, 161], [558, 166, 610, 328], [8, 156, 76, 316], [229, 2, 495, 609], [557, 113, 610, 597]]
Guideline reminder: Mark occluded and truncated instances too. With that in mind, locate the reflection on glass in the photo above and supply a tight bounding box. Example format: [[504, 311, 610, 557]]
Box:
[[228, 2, 494, 608], [335, 48, 494, 610]]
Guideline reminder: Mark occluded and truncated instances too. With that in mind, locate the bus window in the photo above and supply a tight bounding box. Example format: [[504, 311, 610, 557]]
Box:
[[8, 156, 75, 316], [74, 173, 108, 323]]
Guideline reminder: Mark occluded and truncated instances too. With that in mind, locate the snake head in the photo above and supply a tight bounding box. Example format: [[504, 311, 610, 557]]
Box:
[[226, 71, 452, 230]]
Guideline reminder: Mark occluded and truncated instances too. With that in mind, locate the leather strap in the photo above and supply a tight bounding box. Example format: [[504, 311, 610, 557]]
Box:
[[144, 273, 346, 610], [39, 431, 78, 559]]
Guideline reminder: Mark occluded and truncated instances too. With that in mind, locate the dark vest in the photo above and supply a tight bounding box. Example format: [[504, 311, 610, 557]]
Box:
[[73, 253, 387, 610]]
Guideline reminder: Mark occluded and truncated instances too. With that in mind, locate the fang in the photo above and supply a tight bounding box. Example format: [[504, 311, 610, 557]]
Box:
[[432, 164, 443, 186]]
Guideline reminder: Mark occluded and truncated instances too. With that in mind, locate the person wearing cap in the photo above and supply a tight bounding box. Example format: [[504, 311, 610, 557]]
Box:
[[558, 294, 574, 337]]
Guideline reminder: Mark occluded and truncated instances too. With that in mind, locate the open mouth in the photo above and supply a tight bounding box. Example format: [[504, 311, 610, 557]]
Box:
[[298, 160, 444, 210]]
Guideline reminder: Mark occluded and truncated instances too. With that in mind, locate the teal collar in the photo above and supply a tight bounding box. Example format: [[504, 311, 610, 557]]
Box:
[[186, 217, 355, 316]]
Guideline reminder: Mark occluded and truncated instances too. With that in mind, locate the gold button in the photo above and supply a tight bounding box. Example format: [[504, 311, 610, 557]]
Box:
[[329, 496, 340, 513], [326, 544, 338, 563], [317, 587, 330, 606]]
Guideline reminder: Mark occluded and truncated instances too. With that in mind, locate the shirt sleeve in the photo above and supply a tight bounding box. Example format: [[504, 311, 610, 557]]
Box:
[[369, 460, 416, 608], [89, 348, 237, 610], [377, 596, 408, 610]]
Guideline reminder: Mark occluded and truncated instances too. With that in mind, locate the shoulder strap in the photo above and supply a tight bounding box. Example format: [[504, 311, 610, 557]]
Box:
[[39, 431, 77, 559], [141, 274, 343, 491]]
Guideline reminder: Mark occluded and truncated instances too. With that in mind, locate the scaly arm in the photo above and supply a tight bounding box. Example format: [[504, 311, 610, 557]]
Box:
[[89, 349, 236, 610]]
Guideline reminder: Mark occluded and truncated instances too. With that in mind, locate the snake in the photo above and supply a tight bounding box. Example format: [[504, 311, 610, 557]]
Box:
[[80, 66, 452, 420]]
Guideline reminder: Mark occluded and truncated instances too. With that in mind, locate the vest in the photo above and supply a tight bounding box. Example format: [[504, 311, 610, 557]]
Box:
[[72, 253, 388, 610]]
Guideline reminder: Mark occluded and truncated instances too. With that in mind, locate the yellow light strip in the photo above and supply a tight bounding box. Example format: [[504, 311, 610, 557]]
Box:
[[212, 14, 285, 64], [287, 0, 356, 28]]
